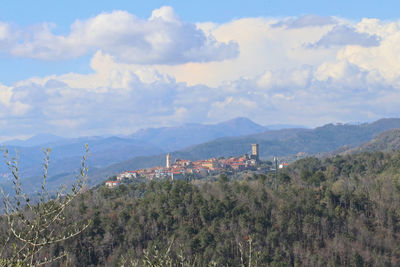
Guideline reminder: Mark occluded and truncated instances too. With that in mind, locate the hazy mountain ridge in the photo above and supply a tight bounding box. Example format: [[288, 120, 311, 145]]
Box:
[[0, 136, 165, 192], [3, 133, 67, 147], [341, 128, 400, 155], [86, 118, 400, 186], [0, 118, 270, 191], [3, 117, 400, 192], [176, 118, 400, 159], [130, 117, 267, 151]]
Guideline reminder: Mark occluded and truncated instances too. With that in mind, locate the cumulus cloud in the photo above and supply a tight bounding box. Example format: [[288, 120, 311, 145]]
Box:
[[2, 57, 400, 138], [0, 22, 16, 52], [0, 6, 239, 64], [0, 84, 12, 106], [257, 67, 313, 90], [0, 69, 216, 137], [272, 15, 337, 28], [337, 27, 400, 84], [4, 13, 400, 140], [308, 25, 381, 48], [0, 22, 11, 41]]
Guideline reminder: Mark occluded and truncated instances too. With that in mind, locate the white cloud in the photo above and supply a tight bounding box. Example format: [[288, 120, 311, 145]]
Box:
[[0, 22, 10, 41], [338, 29, 400, 84], [149, 6, 180, 23], [4, 12, 400, 139], [272, 15, 337, 29], [257, 67, 313, 90], [308, 25, 381, 48], [10, 101, 31, 116], [151, 17, 339, 87], [1, 6, 239, 64], [0, 84, 12, 106]]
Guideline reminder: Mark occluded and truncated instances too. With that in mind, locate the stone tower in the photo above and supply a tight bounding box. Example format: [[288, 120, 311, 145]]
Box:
[[166, 153, 171, 168], [251, 144, 259, 161]]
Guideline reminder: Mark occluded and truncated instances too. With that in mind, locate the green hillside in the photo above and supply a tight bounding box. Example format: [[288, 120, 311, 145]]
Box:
[[180, 118, 400, 159], [342, 128, 400, 154], [3, 150, 400, 266]]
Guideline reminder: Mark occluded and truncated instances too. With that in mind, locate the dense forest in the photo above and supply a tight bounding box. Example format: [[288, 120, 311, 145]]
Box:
[[343, 129, 400, 155], [2, 150, 400, 266]]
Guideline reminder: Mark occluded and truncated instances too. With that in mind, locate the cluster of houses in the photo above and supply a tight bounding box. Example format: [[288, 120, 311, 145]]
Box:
[[104, 144, 295, 188], [106, 144, 265, 188]]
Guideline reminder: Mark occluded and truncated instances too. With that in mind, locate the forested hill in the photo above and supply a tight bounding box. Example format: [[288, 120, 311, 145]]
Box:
[[5, 150, 400, 266], [178, 118, 400, 159], [342, 128, 400, 154], [87, 118, 400, 185]]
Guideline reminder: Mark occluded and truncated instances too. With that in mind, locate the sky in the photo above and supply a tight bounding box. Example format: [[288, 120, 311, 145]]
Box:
[[1, 0, 400, 141]]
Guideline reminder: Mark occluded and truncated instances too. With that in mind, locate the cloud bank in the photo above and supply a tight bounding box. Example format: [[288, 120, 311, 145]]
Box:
[[0, 6, 239, 64], [2, 8, 400, 140]]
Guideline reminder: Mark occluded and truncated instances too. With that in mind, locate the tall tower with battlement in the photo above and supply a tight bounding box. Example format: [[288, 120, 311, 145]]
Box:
[[251, 144, 259, 161], [166, 153, 171, 168]]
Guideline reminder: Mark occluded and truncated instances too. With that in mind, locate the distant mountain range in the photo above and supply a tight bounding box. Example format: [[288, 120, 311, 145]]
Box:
[[3, 117, 400, 193], [0, 136, 164, 190], [0, 117, 273, 192], [144, 118, 400, 160], [86, 118, 400, 186], [129, 117, 268, 151], [3, 134, 67, 147], [3, 117, 303, 151], [174, 118, 400, 159]]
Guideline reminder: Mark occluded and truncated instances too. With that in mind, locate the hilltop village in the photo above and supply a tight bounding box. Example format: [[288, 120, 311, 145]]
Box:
[[106, 144, 271, 187]]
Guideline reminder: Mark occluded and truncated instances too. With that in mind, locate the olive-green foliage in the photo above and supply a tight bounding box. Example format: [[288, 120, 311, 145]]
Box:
[[0, 146, 91, 266], [3, 150, 400, 266]]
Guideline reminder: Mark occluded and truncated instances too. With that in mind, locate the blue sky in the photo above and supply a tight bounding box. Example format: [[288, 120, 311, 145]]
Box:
[[2, 0, 399, 24], [1, 1, 400, 140]]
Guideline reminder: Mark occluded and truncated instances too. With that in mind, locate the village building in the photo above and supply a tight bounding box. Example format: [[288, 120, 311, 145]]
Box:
[[171, 171, 184, 180], [279, 162, 290, 169], [117, 171, 138, 180], [105, 181, 119, 188]]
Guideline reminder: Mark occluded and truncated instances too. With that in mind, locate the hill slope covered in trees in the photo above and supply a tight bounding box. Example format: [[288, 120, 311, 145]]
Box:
[[342, 128, 400, 154], [2, 150, 400, 266]]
